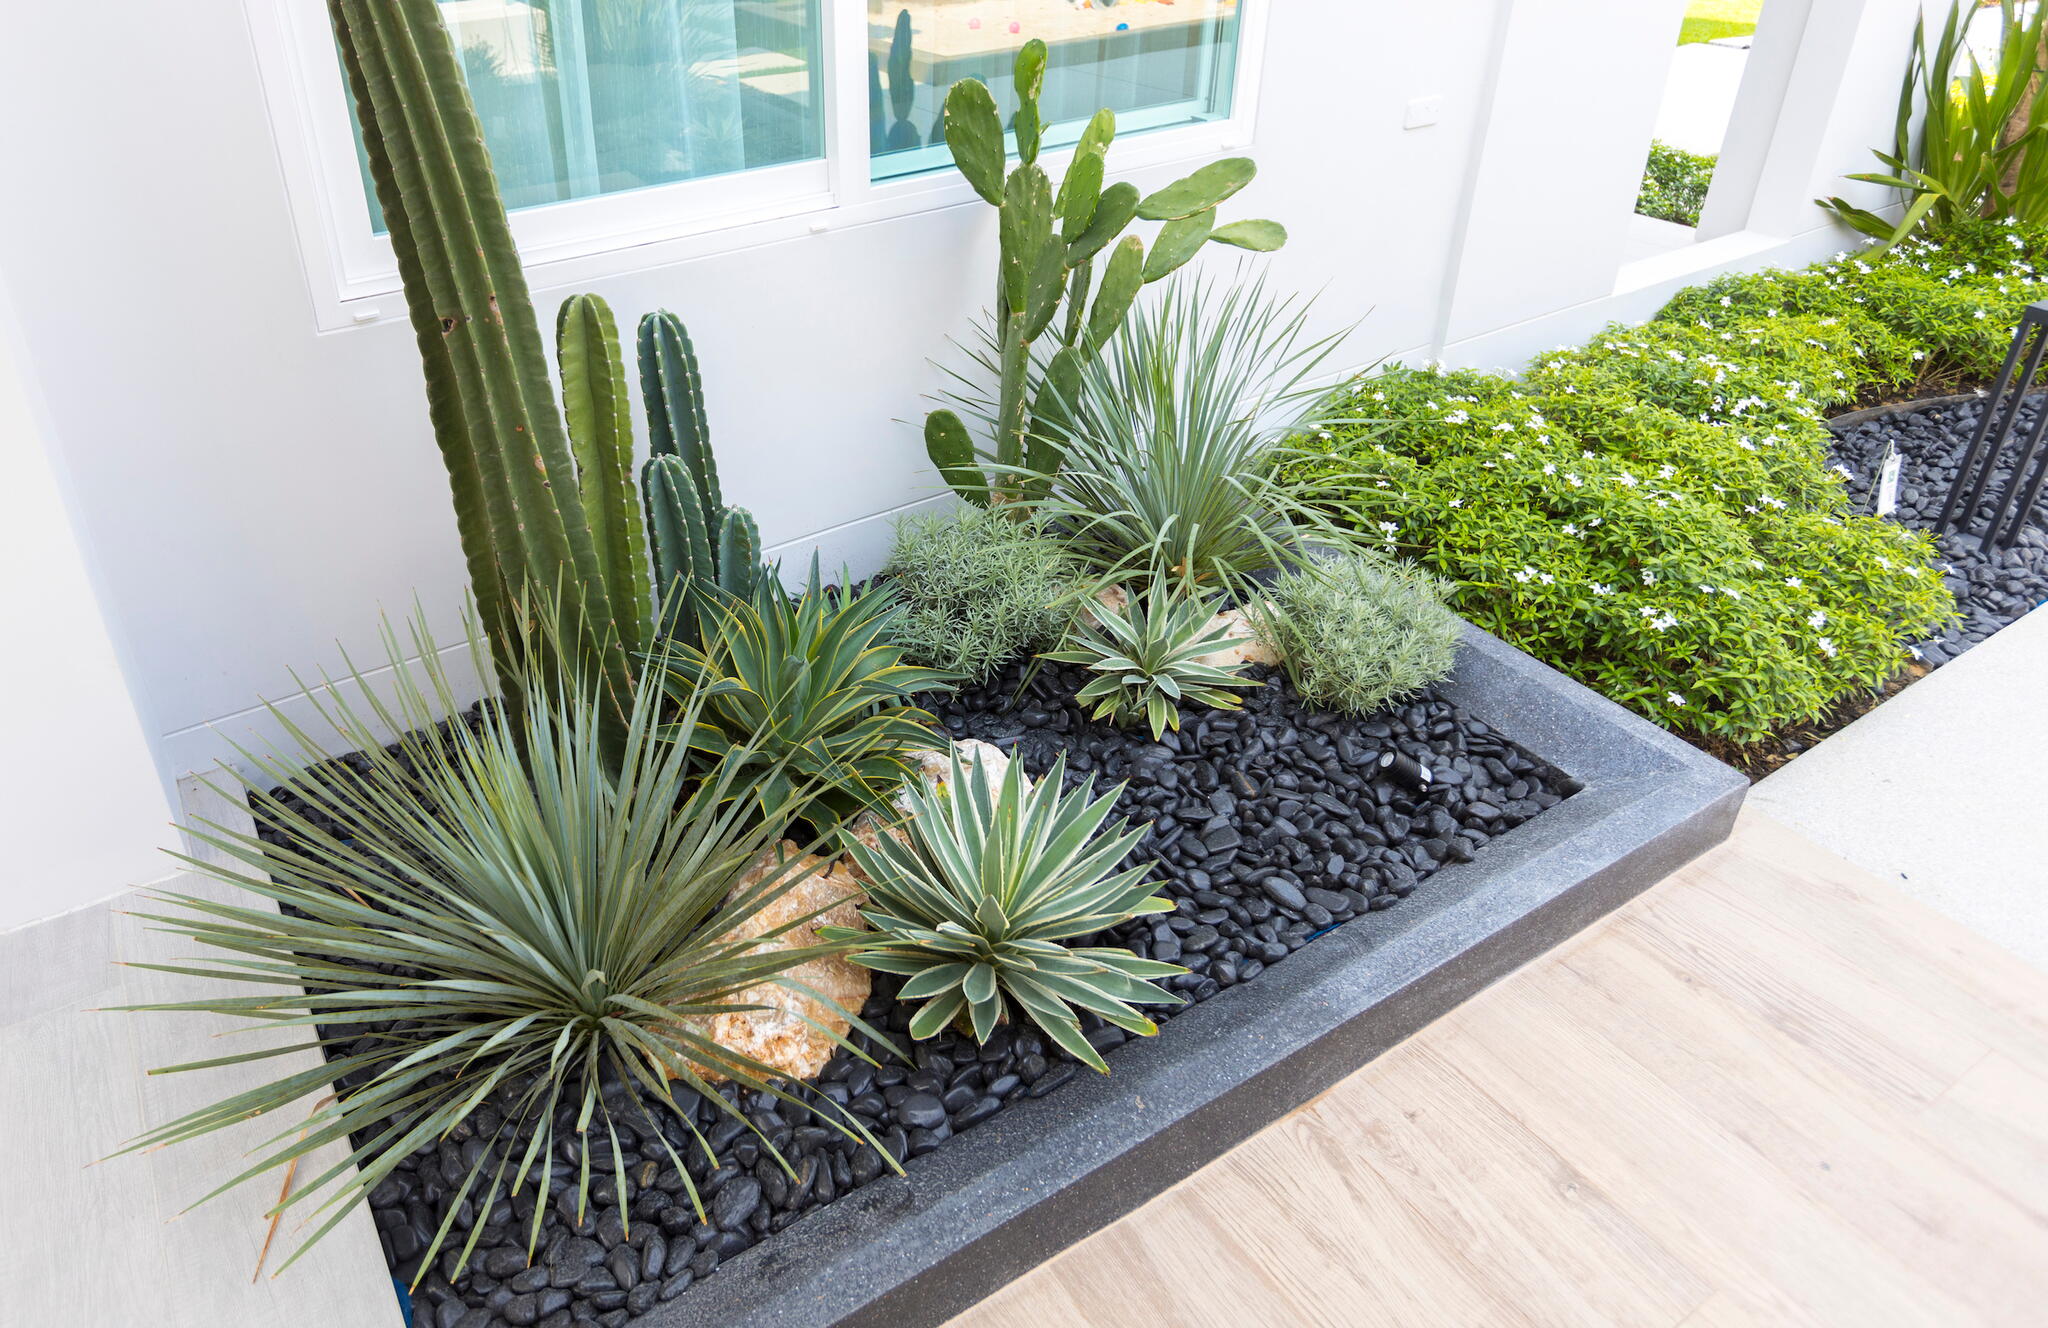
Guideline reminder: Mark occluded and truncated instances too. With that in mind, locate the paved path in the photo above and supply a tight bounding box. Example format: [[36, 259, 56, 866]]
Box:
[[951, 810, 2048, 1326], [1750, 608, 2048, 973]]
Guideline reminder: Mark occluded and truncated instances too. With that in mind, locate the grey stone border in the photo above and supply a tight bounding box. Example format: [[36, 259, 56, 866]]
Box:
[[645, 624, 1748, 1328], [1825, 386, 2041, 433]]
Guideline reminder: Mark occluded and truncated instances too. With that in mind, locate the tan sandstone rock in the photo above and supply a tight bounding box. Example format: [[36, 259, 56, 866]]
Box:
[[841, 738, 1029, 881], [1196, 604, 1284, 671], [675, 843, 870, 1084]]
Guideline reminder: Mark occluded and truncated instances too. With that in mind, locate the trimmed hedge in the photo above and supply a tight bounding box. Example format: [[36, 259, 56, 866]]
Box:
[[1285, 222, 2048, 744]]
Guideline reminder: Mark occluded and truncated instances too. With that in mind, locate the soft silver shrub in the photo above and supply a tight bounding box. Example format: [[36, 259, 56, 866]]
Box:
[[1257, 553, 1464, 715], [886, 507, 1079, 682]]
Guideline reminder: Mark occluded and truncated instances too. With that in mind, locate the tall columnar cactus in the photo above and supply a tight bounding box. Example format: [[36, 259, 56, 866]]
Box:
[[925, 40, 1289, 509], [559, 294, 652, 660], [638, 311, 766, 634], [328, 0, 644, 732]]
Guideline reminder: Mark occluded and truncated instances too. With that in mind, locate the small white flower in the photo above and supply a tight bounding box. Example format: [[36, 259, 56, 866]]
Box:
[[1591, 582, 1615, 596], [1785, 576, 1802, 588], [1667, 692, 1687, 706], [1443, 409, 1470, 424], [1542, 462, 1557, 476], [1641, 569, 1656, 585], [1816, 636, 1838, 659], [1808, 609, 1828, 629]]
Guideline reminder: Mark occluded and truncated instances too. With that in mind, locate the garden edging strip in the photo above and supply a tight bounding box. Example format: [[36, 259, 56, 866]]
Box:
[[641, 624, 1747, 1328]]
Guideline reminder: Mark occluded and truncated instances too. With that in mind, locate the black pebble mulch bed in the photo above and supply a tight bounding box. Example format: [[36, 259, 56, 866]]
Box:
[[1832, 392, 2048, 667], [258, 658, 1572, 1328]]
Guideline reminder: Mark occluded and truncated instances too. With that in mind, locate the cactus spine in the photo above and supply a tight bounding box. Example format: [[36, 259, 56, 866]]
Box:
[[328, 0, 643, 736], [925, 40, 1289, 508], [638, 311, 766, 633]]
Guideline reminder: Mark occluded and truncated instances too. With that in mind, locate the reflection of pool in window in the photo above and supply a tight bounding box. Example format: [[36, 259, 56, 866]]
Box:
[[868, 0, 1242, 181], [353, 0, 824, 230]]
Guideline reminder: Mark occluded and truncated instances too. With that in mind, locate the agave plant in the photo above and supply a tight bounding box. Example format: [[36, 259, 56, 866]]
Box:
[[1007, 273, 1372, 599], [1820, 0, 2048, 244], [657, 565, 954, 827], [114, 607, 897, 1280], [1045, 584, 1257, 740], [824, 750, 1185, 1073]]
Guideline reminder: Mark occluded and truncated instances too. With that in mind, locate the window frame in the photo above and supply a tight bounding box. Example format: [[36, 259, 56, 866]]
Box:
[[246, 0, 1271, 332]]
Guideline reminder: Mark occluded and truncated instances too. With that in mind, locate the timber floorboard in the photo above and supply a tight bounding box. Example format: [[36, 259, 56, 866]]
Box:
[[948, 810, 2048, 1328]]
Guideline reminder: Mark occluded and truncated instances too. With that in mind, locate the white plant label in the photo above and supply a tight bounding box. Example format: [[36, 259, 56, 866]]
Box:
[[1876, 444, 1902, 518]]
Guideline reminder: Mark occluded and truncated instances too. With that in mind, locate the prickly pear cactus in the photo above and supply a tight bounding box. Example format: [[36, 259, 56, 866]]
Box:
[[924, 38, 1288, 509]]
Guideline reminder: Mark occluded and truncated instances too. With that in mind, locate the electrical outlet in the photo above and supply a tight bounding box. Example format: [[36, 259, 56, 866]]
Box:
[[1404, 95, 1444, 130]]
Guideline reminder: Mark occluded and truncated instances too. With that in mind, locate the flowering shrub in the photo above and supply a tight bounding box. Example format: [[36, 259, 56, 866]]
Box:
[[1274, 227, 2048, 742], [1636, 140, 1717, 227], [1656, 221, 2048, 392], [1289, 365, 1951, 741]]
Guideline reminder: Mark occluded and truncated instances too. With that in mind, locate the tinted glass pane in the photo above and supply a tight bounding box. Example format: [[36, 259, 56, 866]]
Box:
[[868, 0, 1242, 180], [356, 0, 823, 228]]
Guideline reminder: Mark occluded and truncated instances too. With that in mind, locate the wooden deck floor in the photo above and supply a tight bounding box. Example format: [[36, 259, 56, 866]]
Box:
[[950, 811, 2048, 1328]]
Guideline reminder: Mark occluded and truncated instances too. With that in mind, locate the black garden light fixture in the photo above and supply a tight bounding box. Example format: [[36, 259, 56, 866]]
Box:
[[1936, 300, 2048, 548]]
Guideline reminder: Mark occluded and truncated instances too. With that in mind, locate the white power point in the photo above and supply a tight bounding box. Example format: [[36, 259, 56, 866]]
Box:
[[1404, 95, 1444, 130]]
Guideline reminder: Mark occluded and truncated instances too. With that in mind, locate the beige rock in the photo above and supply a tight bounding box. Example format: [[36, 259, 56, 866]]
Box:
[[841, 739, 1029, 882], [674, 843, 870, 1084], [1196, 604, 1284, 671]]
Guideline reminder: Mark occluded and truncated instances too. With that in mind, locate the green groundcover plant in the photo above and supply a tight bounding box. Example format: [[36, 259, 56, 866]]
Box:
[[1637, 140, 1718, 228], [1285, 221, 2048, 743]]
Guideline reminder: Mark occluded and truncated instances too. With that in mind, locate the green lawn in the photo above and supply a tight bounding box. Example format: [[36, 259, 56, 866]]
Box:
[[1679, 0, 1763, 45]]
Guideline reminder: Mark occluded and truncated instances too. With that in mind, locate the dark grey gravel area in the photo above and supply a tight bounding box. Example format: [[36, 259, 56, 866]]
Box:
[[257, 658, 1572, 1328], [1832, 393, 2048, 666]]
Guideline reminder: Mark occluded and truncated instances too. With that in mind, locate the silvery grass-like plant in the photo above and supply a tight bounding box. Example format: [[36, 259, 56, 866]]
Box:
[[1045, 583, 1256, 740], [823, 750, 1185, 1073], [1007, 273, 1375, 599], [111, 606, 899, 1281]]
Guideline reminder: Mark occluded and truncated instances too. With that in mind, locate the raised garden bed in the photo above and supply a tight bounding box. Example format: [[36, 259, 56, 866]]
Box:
[[255, 624, 1743, 1328]]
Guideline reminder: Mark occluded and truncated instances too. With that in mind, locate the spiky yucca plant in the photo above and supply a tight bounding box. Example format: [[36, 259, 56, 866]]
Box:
[[824, 751, 1185, 1073], [1013, 273, 1370, 598], [115, 608, 897, 1281], [657, 566, 954, 827], [1045, 585, 1257, 740]]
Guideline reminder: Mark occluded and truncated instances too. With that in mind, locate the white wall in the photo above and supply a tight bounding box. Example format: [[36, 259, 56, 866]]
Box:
[[0, 280, 174, 932], [0, 0, 1926, 785]]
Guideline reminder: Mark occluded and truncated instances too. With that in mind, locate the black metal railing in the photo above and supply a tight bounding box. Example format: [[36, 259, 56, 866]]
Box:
[[1935, 300, 2048, 547]]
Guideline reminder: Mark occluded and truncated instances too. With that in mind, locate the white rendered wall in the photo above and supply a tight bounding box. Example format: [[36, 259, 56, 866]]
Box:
[[0, 0, 1930, 783], [0, 282, 174, 931]]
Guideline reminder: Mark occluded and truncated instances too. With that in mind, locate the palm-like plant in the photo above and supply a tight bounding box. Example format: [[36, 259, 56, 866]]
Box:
[[1045, 585, 1257, 740], [115, 608, 897, 1280], [825, 751, 1184, 1073], [657, 567, 954, 828], [1009, 274, 1371, 599], [1820, 0, 2048, 244]]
